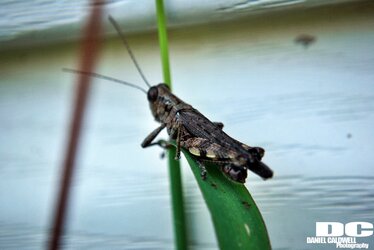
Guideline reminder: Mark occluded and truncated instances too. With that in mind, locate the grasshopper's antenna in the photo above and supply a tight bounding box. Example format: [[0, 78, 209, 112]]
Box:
[[63, 68, 147, 94], [108, 15, 151, 88]]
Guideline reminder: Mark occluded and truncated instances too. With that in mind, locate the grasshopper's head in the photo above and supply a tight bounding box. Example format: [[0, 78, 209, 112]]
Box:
[[147, 83, 182, 122]]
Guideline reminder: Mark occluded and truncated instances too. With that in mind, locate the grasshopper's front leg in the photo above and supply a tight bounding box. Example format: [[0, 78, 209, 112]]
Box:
[[180, 137, 250, 182], [141, 124, 166, 148]]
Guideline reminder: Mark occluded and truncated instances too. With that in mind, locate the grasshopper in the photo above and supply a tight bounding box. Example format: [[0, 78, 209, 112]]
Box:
[[65, 16, 273, 183]]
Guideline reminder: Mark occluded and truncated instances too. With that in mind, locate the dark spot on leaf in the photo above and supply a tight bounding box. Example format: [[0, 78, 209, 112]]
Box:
[[211, 182, 218, 189], [242, 201, 251, 209]]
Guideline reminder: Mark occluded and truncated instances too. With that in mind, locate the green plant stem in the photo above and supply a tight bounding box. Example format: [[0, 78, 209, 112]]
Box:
[[155, 1, 187, 250], [156, 0, 171, 85]]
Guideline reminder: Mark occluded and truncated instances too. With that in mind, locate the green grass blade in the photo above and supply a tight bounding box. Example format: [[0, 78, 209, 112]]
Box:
[[183, 149, 272, 250], [167, 147, 187, 250], [155, 1, 187, 250], [156, 0, 171, 86]]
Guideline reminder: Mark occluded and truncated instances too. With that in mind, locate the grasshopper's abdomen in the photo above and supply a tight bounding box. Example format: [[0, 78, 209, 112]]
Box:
[[181, 137, 273, 181]]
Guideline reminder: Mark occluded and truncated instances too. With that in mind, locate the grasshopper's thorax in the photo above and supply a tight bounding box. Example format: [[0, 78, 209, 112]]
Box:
[[147, 83, 184, 123]]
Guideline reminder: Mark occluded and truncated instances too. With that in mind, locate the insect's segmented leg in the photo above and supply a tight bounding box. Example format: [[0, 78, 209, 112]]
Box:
[[174, 123, 183, 160], [144, 139, 172, 149], [221, 164, 248, 183], [141, 124, 166, 148]]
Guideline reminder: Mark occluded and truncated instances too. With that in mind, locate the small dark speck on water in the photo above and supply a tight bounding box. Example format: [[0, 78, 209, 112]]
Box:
[[346, 133, 352, 139], [294, 34, 316, 48]]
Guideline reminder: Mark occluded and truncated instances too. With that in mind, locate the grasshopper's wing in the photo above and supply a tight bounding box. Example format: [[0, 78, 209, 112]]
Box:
[[179, 109, 265, 154], [178, 109, 245, 152]]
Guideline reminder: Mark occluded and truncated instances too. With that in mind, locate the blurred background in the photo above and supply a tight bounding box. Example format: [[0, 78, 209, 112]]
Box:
[[0, 0, 374, 249]]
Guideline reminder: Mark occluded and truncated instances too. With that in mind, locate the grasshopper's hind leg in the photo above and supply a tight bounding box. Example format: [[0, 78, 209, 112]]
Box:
[[181, 137, 248, 182], [221, 165, 248, 183], [180, 137, 222, 181]]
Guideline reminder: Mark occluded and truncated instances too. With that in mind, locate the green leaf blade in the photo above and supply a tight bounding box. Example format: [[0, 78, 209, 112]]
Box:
[[183, 149, 271, 250]]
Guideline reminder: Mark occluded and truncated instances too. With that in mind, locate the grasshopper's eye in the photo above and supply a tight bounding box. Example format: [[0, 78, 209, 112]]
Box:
[[147, 86, 158, 102]]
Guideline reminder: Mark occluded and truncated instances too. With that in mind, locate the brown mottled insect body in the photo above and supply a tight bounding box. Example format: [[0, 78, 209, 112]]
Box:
[[142, 84, 273, 183]]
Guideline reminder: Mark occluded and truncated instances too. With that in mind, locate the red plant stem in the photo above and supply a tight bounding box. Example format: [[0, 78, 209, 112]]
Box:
[[48, 1, 104, 249]]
